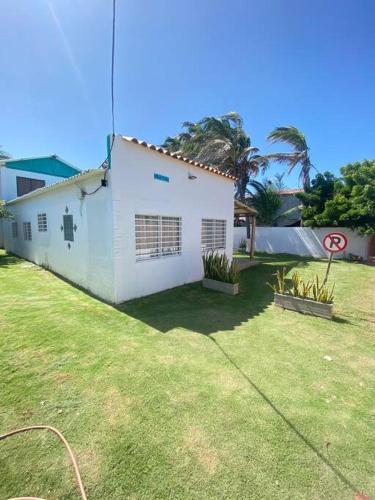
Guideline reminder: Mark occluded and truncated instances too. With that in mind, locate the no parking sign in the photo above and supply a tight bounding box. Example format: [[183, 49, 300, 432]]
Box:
[[323, 232, 348, 253], [322, 231, 349, 284]]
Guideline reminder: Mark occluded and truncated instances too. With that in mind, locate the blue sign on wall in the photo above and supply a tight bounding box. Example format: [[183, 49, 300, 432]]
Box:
[[154, 173, 169, 183]]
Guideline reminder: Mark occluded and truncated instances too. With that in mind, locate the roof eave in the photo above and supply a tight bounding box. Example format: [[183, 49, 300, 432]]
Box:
[[122, 136, 237, 182], [6, 169, 103, 205]]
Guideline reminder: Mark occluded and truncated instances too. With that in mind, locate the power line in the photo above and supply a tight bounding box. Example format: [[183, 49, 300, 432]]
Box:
[[83, 0, 116, 197], [111, 0, 116, 137]]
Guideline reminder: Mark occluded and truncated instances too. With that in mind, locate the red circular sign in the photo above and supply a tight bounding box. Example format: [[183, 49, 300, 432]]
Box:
[[323, 232, 348, 253]]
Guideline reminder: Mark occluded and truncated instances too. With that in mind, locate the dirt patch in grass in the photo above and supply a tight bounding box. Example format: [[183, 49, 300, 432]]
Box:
[[104, 388, 132, 426], [53, 372, 72, 384], [183, 426, 219, 475], [211, 370, 244, 395], [79, 445, 103, 485]]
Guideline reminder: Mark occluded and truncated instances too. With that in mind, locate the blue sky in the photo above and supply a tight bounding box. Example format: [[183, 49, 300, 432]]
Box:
[[1, 0, 374, 187]]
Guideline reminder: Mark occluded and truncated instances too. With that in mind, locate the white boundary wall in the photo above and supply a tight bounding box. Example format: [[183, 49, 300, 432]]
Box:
[[233, 226, 370, 260]]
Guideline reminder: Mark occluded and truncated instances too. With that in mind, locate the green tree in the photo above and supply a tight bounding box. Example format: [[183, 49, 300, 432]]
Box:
[[0, 146, 10, 160], [0, 200, 12, 219], [317, 160, 375, 234], [296, 172, 336, 226], [162, 112, 268, 201], [246, 180, 281, 225], [266, 126, 313, 189], [0, 146, 12, 219]]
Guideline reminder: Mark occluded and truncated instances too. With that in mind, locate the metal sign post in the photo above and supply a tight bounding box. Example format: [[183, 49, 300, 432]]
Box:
[[322, 232, 348, 284]]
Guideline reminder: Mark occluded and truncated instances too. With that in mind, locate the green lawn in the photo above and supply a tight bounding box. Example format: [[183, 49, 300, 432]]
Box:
[[0, 250, 374, 499]]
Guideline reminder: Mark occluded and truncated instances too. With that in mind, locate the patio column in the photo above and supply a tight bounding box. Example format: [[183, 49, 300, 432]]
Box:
[[250, 215, 256, 259], [245, 215, 251, 238]]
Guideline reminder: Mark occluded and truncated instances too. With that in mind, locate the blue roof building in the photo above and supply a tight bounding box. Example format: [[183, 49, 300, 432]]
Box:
[[0, 155, 80, 201]]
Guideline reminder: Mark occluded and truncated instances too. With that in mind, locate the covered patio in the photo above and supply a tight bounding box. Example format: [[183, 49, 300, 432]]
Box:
[[233, 200, 257, 270]]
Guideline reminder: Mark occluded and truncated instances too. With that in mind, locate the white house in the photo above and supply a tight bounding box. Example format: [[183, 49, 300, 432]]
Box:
[[4, 135, 236, 303]]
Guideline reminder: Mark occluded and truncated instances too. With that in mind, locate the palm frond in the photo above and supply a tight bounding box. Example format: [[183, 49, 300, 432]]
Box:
[[267, 126, 308, 151]]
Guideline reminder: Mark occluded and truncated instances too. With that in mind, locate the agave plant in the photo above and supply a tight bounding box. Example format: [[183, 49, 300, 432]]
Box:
[[300, 280, 313, 298], [289, 271, 302, 297], [267, 267, 287, 295], [312, 275, 335, 303], [202, 252, 239, 284], [268, 268, 334, 303]]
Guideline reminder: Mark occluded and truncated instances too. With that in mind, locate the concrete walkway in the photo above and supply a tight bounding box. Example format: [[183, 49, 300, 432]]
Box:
[[233, 257, 258, 271]]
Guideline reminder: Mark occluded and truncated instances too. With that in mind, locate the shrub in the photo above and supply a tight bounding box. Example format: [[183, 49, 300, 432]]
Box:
[[238, 238, 247, 253], [202, 252, 239, 284]]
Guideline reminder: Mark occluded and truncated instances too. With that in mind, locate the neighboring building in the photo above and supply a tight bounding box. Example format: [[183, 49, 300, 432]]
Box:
[[274, 188, 303, 227], [0, 155, 80, 201], [0, 155, 80, 247], [4, 135, 236, 303]]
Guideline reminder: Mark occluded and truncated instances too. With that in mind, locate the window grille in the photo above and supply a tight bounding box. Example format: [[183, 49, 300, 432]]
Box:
[[23, 222, 32, 241], [11, 222, 18, 238], [63, 214, 74, 242], [37, 213, 48, 232], [201, 219, 226, 252], [135, 215, 181, 261], [16, 176, 45, 197]]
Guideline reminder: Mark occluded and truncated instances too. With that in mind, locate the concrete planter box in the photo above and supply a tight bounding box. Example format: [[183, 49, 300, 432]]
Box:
[[202, 277, 239, 295], [274, 293, 333, 320]]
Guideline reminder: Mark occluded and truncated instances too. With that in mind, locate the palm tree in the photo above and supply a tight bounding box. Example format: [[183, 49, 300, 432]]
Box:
[[266, 126, 313, 190], [162, 113, 268, 201], [0, 146, 10, 160], [246, 180, 281, 225]]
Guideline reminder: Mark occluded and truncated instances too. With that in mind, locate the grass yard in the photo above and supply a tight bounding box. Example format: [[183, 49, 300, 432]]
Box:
[[0, 250, 374, 499]]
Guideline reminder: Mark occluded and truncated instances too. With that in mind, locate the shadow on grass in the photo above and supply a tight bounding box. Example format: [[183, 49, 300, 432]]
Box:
[[116, 257, 307, 335], [0, 252, 20, 268], [209, 336, 359, 495], [118, 253, 358, 493], [0, 250, 359, 494]]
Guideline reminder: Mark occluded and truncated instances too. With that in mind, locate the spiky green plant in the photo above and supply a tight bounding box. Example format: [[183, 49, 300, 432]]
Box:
[[289, 271, 301, 297], [312, 275, 335, 303], [300, 280, 312, 298], [268, 268, 334, 303], [238, 238, 247, 253], [202, 252, 239, 284], [267, 267, 287, 294]]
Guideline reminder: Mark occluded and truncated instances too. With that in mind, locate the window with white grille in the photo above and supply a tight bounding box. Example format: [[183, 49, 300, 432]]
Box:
[[37, 213, 48, 232], [135, 215, 181, 261], [201, 219, 226, 252], [11, 222, 18, 238], [23, 222, 32, 241]]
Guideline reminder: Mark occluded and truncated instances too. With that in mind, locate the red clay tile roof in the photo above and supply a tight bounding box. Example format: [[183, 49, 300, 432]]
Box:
[[277, 188, 303, 195], [122, 136, 237, 181]]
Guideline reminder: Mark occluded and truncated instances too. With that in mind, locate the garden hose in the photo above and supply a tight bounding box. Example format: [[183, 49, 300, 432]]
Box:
[[0, 425, 88, 500]]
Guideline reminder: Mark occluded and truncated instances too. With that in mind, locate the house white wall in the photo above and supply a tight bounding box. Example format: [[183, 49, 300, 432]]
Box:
[[4, 171, 115, 302], [110, 137, 235, 302], [4, 137, 235, 303], [0, 166, 67, 201], [233, 226, 370, 260]]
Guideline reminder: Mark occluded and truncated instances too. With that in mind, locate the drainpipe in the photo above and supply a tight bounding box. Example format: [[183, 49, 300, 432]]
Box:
[[106, 134, 114, 169]]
